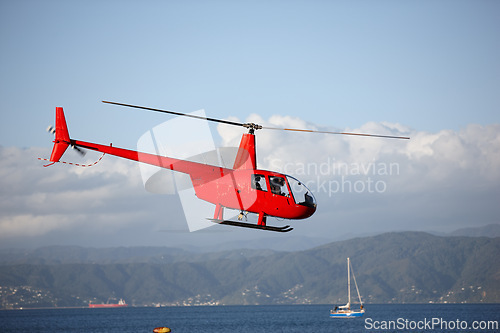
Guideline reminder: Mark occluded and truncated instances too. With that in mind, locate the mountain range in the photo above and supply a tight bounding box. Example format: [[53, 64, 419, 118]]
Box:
[[0, 231, 498, 309]]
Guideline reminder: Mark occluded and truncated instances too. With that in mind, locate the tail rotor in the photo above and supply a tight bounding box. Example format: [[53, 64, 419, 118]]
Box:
[[47, 125, 86, 156]]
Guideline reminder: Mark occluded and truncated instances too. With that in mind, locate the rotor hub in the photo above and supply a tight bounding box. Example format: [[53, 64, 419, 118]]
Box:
[[243, 123, 262, 134]]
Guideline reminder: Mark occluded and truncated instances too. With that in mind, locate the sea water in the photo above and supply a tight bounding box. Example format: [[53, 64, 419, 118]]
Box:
[[0, 304, 499, 333]]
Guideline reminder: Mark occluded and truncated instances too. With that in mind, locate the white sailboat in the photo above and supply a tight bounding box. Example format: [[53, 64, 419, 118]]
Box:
[[330, 257, 365, 318]]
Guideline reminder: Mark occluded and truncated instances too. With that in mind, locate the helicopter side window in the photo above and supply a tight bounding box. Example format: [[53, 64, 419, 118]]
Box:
[[268, 176, 290, 197], [251, 174, 268, 192]]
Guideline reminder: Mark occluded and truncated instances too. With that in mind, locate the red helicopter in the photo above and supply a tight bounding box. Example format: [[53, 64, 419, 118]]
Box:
[[43, 101, 409, 232]]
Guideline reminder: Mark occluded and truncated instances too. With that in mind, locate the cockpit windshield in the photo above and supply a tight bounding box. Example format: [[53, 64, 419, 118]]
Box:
[[286, 176, 317, 208]]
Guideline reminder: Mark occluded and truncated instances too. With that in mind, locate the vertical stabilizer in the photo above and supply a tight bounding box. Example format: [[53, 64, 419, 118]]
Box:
[[49, 107, 71, 162]]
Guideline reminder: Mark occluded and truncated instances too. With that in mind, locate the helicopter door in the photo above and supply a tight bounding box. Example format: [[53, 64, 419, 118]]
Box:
[[268, 176, 290, 197], [251, 174, 268, 192]]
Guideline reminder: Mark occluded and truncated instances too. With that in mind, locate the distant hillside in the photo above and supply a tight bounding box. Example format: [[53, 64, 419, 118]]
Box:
[[0, 245, 281, 265], [0, 232, 498, 309], [449, 223, 500, 238]]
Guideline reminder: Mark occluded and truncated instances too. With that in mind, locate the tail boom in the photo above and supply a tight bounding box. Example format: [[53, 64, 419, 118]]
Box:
[[72, 139, 228, 179]]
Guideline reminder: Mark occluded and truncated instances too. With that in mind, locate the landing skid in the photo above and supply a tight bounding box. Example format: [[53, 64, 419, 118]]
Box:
[[208, 219, 293, 233]]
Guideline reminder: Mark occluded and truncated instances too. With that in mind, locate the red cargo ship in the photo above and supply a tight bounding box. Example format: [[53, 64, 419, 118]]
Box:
[[89, 299, 128, 308]]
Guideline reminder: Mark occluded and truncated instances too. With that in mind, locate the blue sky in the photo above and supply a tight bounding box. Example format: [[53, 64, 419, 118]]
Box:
[[1, 0, 499, 148], [0, 1, 499, 249]]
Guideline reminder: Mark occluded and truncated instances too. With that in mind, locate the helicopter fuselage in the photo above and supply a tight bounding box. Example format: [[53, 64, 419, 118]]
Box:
[[194, 168, 317, 221], [71, 139, 316, 222]]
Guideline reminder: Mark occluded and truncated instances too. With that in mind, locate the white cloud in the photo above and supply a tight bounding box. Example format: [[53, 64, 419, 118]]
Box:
[[0, 214, 73, 238], [1, 118, 498, 247], [0, 146, 185, 246], [217, 117, 500, 233]]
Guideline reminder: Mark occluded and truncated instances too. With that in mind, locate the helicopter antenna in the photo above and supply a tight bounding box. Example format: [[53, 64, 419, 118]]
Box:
[[102, 101, 409, 140]]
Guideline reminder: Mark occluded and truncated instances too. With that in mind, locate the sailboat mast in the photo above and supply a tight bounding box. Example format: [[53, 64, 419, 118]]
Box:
[[347, 257, 351, 308]]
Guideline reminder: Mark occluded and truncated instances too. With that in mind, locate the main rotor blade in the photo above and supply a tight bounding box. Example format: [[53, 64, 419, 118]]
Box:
[[103, 100, 410, 139], [261, 125, 410, 139], [102, 101, 245, 128]]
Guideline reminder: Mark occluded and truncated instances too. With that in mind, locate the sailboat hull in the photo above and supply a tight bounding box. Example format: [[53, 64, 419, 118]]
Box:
[[330, 310, 365, 318]]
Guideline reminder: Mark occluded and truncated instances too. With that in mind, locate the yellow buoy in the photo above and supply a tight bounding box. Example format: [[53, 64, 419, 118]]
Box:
[[153, 327, 171, 333]]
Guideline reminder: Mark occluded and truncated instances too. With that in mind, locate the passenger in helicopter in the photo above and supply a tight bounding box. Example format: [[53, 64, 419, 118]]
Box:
[[270, 176, 288, 196], [254, 176, 263, 191], [251, 174, 267, 191]]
